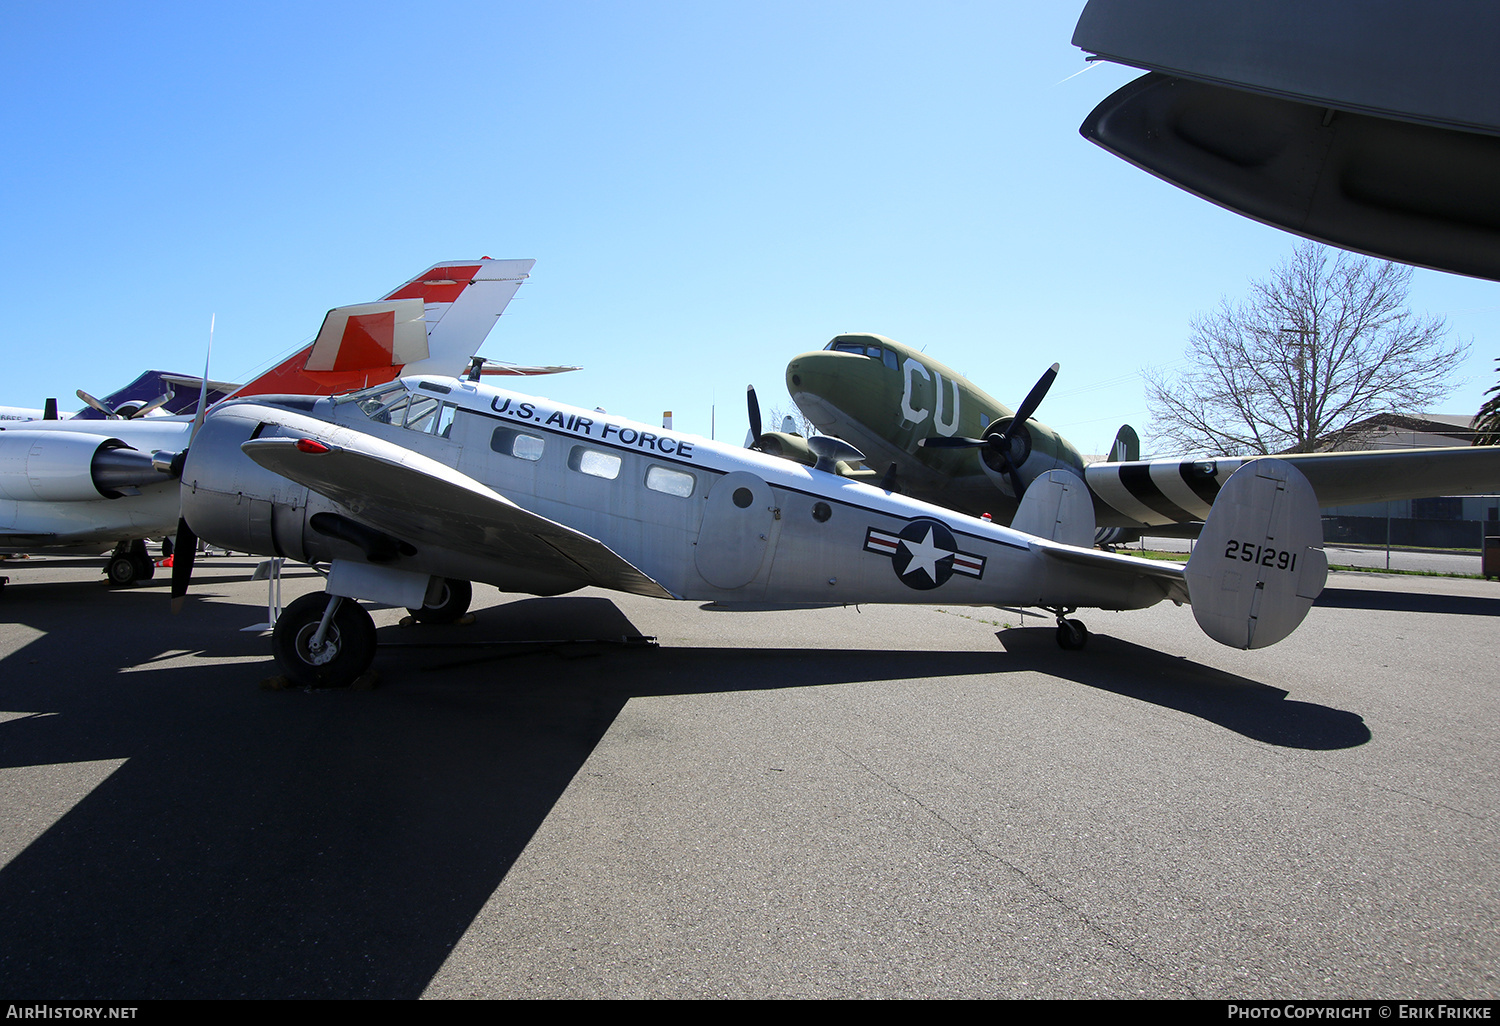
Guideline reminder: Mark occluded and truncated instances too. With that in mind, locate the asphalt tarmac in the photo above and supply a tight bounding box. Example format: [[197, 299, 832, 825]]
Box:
[[0, 554, 1496, 999]]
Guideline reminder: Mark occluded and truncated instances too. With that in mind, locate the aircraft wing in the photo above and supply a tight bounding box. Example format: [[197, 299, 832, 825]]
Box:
[[1031, 539, 1191, 606], [1085, 446, 1500, 528], [241, 436, 676, 599]]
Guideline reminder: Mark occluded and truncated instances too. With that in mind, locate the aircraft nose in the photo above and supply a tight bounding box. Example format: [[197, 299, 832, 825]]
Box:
[[785, 352, 845, 396], [786, 352, 871, 433]]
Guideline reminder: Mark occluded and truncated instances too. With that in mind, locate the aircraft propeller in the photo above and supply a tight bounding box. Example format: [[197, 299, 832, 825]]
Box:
[[170, 317, 215, 613], [76, 390, 119, 419], [76, 387, 175, 420], [919, 363, 1059, 498], [746, 384, 763, 446]]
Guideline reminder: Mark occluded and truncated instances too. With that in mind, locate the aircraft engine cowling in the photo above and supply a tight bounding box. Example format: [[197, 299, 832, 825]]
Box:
[[178, 404, 315, 562], [974, 419, 1083, 499], [0, 430, 175, 501], [751, 431, 816, 467]]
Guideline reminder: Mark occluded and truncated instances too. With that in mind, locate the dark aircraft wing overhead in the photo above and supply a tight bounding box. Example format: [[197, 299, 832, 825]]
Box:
[[1073, 0, 1500, 281], [241, 436, 676, 600]]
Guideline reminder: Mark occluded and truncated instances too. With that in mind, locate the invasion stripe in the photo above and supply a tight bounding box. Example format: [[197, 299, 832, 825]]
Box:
[[1118, 464, 1201, 523]]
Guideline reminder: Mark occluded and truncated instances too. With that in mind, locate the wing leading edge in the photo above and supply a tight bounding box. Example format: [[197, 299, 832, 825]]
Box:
[[241, 434, 675, 600]]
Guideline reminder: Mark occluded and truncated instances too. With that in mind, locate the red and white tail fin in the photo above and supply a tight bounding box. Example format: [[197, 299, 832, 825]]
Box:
[[234, 258, 534, 398]]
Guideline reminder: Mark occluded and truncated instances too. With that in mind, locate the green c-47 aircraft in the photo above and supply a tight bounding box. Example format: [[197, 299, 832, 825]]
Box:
[[771, 332, 1500, 541]]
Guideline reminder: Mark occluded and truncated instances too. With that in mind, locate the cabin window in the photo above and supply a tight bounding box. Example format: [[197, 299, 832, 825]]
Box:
[[645, 465, 695, 497], [491, 427, 544, 461], [570, 446, 621, 480]]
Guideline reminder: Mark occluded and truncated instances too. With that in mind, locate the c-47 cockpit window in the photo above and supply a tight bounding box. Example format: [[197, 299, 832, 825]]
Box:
[[829, 340, 871, 357], [828, 340, 892, 366]]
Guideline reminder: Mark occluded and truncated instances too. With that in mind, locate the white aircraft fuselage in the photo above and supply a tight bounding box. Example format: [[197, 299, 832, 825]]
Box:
[[0, 418, 191, 552]]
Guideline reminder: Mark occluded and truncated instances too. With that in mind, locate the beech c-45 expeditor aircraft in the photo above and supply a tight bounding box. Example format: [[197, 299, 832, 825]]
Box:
[[167, 372, 1329, 687]]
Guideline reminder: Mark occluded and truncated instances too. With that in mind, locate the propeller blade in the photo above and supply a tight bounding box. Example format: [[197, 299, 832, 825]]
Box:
[[170, 517, 197, 614], [138, 390, 172, 417], [76, 389, 117, 419], [127, 390, 174, 419], [1010, 363, 1059, 429], [188, 315, 214, 443], [918, 435, 988, 449], [43, 398, 58, 420], [1004, 464, 1026, 499], [745, 385, 763, 443]]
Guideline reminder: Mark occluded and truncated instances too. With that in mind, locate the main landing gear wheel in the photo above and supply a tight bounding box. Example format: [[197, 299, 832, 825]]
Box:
[[272, 592, 377, 688], [405, 578, 472, 624], [106, 540, 154, 586], [1055, 617, 1089, 651]]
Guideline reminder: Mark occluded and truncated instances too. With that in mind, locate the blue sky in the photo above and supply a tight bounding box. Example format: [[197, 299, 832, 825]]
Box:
[[4, 2, 1495, 457]]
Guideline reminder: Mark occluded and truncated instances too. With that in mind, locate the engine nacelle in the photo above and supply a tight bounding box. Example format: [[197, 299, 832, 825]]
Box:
[[178, 402, 319, 562], [0, 430, 173, 501], [974, 418, 1087, 499]]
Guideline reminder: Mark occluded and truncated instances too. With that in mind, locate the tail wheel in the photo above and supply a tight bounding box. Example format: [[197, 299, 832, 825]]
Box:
[[406, 578, 472, 624], [272, 592, 377, 687]]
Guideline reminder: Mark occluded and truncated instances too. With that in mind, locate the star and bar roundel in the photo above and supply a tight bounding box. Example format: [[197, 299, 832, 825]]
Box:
[[863, 519, 986, 590]]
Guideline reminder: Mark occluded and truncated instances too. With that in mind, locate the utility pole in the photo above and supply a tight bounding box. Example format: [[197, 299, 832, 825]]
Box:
[[1279, 325, 1318, 449]]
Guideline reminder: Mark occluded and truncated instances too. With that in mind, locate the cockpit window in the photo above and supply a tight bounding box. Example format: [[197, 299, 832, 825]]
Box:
[[829, 340, 872, 357], [370, 396, 410, 425], [828, 340, 893, 367], [403, 396, 441, 432], [337, 383, 409, 418]]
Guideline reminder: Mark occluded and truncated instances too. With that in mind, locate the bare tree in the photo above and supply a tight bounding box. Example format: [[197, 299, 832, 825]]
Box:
[[1475, 358, 1500, 446], [1143, 243, 1469, 456], [765, 401, 815, 437]]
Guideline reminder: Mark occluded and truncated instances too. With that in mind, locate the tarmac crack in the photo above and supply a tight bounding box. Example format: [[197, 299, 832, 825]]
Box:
[[830, 740, 1198, 998]]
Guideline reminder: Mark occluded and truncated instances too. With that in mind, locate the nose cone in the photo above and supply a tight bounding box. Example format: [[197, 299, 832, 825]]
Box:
[[785, 350, 892, 433]]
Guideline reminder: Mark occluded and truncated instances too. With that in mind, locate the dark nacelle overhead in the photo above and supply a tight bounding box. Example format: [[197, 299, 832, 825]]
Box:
[[1073, 0, 1500, 281]]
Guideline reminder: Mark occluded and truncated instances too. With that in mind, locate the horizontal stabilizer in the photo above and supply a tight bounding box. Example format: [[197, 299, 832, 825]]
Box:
[[1185, 459, 1327, 649]]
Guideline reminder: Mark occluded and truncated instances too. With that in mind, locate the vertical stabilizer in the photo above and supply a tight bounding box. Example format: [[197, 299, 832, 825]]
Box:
[[1185, 459, 1327, 648], [1109, 424, 1140, 462], [1013, 469, 1097, 548], [234, 258, 534, 398]]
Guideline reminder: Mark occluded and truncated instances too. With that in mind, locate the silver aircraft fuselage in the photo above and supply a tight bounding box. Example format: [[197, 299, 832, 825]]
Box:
[[180, 377, 1173, 613]]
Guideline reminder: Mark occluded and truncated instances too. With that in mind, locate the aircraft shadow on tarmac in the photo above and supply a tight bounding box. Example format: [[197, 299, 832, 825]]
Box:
[[1315, 584, 1500, 616], [990, 628, 1371, 752], [0, 591, 1366, 999]]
